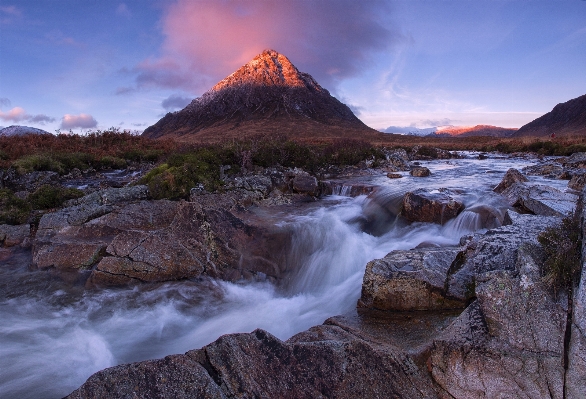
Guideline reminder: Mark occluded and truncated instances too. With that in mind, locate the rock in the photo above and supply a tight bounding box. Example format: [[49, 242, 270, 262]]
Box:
[[291, 174, 319, 196], [522, 163, 563, 177], [501, 183, 578, 216], [359, 247, 465, 311], [387, 173, 402, 179], [360, 187, 406, 236], [67, 327, 439, 399], [446, 210, 560, 301], [409, 167, 431, 177], [493, 168, 528, 193], [34, 242, 106, 271], [430, 246, 567, 398], [478, 153, 488, 160], [563, 152, 586, 167], [410, 146, 455, 160], [226, 175, 273, 197], [566, 195, 586, 395], [401, 189, 464, 224], [568, 172, 586, 191], [321, 182, 377, 197], [5, 170, 60, 192], [0, 224, 30, 247]]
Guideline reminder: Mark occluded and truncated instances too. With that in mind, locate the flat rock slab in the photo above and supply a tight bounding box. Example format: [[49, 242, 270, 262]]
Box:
[[402, 189, 464, 224], [501, 183, 578, 216]]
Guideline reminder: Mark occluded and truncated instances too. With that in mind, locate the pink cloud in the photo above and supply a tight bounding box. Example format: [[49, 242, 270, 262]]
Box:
[[130, 0, 401, 93], [0, 107, 26, 122], [61, 114, 98, 129]]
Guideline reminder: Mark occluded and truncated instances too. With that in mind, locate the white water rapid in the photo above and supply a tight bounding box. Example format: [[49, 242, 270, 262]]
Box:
[[0, 153, 570, 398]]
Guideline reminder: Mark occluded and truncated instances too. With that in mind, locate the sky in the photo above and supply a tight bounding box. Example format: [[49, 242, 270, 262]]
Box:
[[1, 0, 585, 134]]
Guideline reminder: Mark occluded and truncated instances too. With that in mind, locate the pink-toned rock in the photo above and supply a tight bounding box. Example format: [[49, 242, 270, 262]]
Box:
[[401, 189, 464, 224]]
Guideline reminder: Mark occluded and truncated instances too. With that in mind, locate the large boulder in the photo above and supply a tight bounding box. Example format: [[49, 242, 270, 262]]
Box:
[[493, 168, 528, 193], [410, 167, 431, 177], [401, 189, 464, 224], [67, 326, 440, 399], [430, 246, 567, 398], [359, 247, 465, 311], [568, 172, 586, 191], [501, 183, 577, 216]]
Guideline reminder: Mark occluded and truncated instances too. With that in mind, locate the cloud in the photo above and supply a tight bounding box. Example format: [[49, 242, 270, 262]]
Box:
[[126, 0, 402, 93], [419, 118, 455, 127], [162, 94, 192, 111], [28, 114, 56, 124], [0, 98, 11, 108], [45, 30, 84, 47], [61, 114, 98, 129], [0, 107, 26, 122], [0, 106, 56, 125], [116, 3, 131, 18], [115, 86, 136, 95]]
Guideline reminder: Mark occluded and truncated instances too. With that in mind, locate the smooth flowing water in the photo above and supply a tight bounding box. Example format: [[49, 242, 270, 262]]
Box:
[[0, 154, 569, 398]]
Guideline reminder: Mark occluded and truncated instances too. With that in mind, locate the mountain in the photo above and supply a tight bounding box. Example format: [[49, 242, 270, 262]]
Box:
[[142, 50, 382, 142], [0, 125, 51, 137], [513, 94, 586, 137], [434, 125, 517, 138]]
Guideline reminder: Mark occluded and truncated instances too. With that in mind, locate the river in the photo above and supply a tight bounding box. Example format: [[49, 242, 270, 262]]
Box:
[[0, 153, 568, 398]]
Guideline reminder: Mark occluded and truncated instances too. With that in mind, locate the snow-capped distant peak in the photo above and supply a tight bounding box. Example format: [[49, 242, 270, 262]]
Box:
[[0, 125, 51, 137]]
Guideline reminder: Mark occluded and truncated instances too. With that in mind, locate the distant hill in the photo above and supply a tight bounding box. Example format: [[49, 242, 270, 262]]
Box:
[[142, 50, 383, 143], [434, 125, 517, 138], [513, 94, 586, 137], [0, 125, 51, 137]]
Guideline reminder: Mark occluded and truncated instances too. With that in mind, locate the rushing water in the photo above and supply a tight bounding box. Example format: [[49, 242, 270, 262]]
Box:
[[0, 153, 572, 398]]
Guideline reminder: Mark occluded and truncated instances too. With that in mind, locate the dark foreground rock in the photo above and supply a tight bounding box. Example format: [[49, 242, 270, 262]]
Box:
[[66, 326, 440, 399], [401, 189, 464, 224]]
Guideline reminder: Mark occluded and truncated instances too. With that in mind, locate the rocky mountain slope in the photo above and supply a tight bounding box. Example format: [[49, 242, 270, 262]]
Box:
[[142, 50, 383, 142], [513, 93, 586, 137]]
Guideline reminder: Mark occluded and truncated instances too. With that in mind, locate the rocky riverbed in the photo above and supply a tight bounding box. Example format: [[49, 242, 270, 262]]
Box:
[[1, 150, 585, 398]]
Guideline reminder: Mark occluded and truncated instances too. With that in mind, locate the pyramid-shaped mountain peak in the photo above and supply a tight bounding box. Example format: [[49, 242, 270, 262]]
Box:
[[211, 49, 323, 93], [142, 50, 380, 142]]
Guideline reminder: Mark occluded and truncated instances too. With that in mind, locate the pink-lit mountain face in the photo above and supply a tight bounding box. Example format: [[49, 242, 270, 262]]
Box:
[[142, 50, 374, 141]]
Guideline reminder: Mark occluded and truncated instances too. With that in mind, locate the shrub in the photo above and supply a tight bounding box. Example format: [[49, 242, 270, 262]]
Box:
[[98, 156, 127, 170], [28, 185, 84, 210], [0, 189, 31, 225], [12, 154, 65, 175], [538, 213, 582, 294]]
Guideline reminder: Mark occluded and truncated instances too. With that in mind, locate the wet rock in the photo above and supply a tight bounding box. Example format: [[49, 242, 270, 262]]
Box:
[[0, 224, 30, 247], [359, 247, 465, 311], [410, 146, 455, 160], [67, 327, 439, 399], [522, 163, 563, 177], [291, 174, 319, 196], [361, 188, 406, 236], [458, 204, 505, 230], [321, 182, 377, 197], [501, 183, 577, 216], [430, 246, 566, 398], [478, 153, 488, 160], [568, 172, 586, 191], [562, 152, 586, 167], [409, 167, 431, 177], [401, 189, 464, 224], [387, 173, 402, 179], [34, 242, 106, 271], [493, 168, 528, 194]]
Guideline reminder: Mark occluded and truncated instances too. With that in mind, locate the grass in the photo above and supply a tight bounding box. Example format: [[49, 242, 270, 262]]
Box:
[[538, 213, 582, 294], [0, 189, 31, 225]]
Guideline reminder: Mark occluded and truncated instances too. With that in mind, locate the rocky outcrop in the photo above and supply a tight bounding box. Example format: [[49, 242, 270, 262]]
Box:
[[0, 224, 30, 247], [67, 325, 440, 399], [493, 168, 528, 193], [501, 183, 578, 216], [401, 189, 464, 224], [32, 186, 293, 286], [568, 172, 586, 191], [359, 247, 465, 311], [430, 245, 567, 398]]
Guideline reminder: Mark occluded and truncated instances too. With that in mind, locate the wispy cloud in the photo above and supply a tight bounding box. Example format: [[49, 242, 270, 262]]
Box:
[[116, 3, 131, 18], [122, 0, 403, 93], [161, 94, 191, 111], [61, 114, 98, 129], [45, 30, 84, 48], [0, 5, 22, 24]]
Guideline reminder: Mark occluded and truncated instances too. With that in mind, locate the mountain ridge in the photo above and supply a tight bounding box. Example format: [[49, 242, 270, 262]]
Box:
[[513, 94, 586, 137]]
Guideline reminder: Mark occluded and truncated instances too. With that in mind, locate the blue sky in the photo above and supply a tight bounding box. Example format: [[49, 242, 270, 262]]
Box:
[[1, 0, 585, 134]]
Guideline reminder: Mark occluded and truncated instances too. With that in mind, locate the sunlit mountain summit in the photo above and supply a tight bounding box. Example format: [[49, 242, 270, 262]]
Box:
[[142, 50, 381, 142]]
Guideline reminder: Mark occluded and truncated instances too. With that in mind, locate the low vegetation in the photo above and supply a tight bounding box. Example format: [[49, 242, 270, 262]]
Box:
[[538, 213, 582, 294], [0, 189, 31, 225]]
